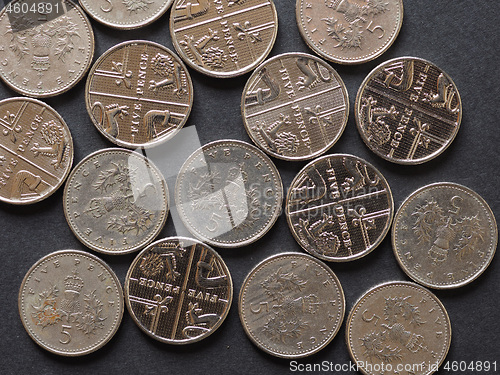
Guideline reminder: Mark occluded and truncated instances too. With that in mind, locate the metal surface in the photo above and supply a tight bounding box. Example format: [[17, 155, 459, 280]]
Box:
[[175, 139, 283, 248], [242, 52, 349, 161], [0, 0, 94, 98], [63, 148, 169, 254], [392, 182, 498, 289], [18, 250, 124, 356], [346, 281, 451, 375], [296, 0, 403, 65], [79, 0, 173, 30], [355, 57, 462, 164], [286, 153, 393, 261], [0, 97, 73, 204], [170, 0, 278, 78], [239, 252, 345, 358], [125, 237, 232, 344], [86, 40, 193, 149]]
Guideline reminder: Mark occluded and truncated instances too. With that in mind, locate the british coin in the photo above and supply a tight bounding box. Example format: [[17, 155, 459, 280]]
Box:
[[79, 0, 173, 30], [85, 40, 193, 149], [175, 139, 283, 248], [286, 154, 393, 261], [355, 57, 462, 164], [239, 252, 345, 358], [18, 250, 124, 356], [346, 281, 451, 375], [125, 237, 232, 344], [0, 0, 94, 98], [242, 52, 349, 161], [63, 148, 169, 254], [0, 97, 73, 204], [170, 0, 278, 78], [296, 0, 403, 65], [392, 182, 498, 289]]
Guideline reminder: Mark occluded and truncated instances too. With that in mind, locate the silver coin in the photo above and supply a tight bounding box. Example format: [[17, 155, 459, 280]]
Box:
[[18, 250, 124, 356], [239, 252, 345, 358], [392, 182, 498, 289], [242, 52, 349, 161], [125, 237, 233, 344], [175, 139, 283, 248], [63, 148, 169, 254], [346, 281, 451, 375]]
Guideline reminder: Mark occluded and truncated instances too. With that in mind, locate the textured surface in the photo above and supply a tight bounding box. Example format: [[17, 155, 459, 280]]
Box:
[[0, 1, 499, 374]]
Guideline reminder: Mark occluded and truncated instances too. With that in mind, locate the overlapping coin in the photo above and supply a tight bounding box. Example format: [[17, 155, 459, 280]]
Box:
[[63, 148, 169, 254], [170, 0, 278, 78], [297, 0, 403, 64], [346, 281, 451, 375], [392, 182, 497, 289], [286, 154, 393, 261], [0, 97, 73, 204], [80, 0, 173, 29], [242, 52, 349, 161], [125, 237, 232, 344], [239, 252, 345, 358], [355, 57, 462, 164], [175, 139, 283, 248], [0, 0, 94, 98], [86, 40, 193, 148], [18, 250, 124, 356]]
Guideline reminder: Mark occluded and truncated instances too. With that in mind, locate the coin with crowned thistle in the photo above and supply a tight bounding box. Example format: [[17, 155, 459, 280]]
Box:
[[63, 148, 169, 254], [125, 237, 232, 344], [392, 183, 498, 289], [355, 57, 462, 164], [242, 52, 349, 161], [18, 250, 124, 356], [297, 0, 403, 64], [79, 0, 174, 29], [346, 281, 451, 375], [86, 40, 193, 148], [286, 154, 393, 261], [239, 252, 345, 358], [175, 139, 283, 248], [170, 0, 278, 78], [0, 0, 94, 98], [0, 97, 73, 205]]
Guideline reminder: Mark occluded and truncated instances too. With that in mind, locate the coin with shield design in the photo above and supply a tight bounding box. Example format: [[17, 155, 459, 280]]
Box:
[[355, 57, 462, 164], [286, 153, 393, 261], [125, 237, 232, 344], [18, 250, 124, 356], [242, 52, 349, 161]]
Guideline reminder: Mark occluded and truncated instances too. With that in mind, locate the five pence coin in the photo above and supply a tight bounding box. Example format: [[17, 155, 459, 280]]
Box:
[[18, 250, 124, 356], [125, 237, 233, 344], [346, 281, 451, 375], [392, 182, 497, 289], [63, 148, 169, 254], [239, 252, 345, 358]]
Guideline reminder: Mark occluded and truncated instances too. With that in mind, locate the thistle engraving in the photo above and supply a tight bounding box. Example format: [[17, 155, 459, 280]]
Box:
[[122, 0, 153, 13], [322, 0, 390, 50], [360, 295, 427, 363], [84, 162, 156, 236], [260, 268, 320, 343], [412, 198, 485, 264]]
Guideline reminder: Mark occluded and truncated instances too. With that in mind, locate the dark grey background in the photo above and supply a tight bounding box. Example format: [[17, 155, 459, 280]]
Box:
[[0, 1, 498, 374]]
